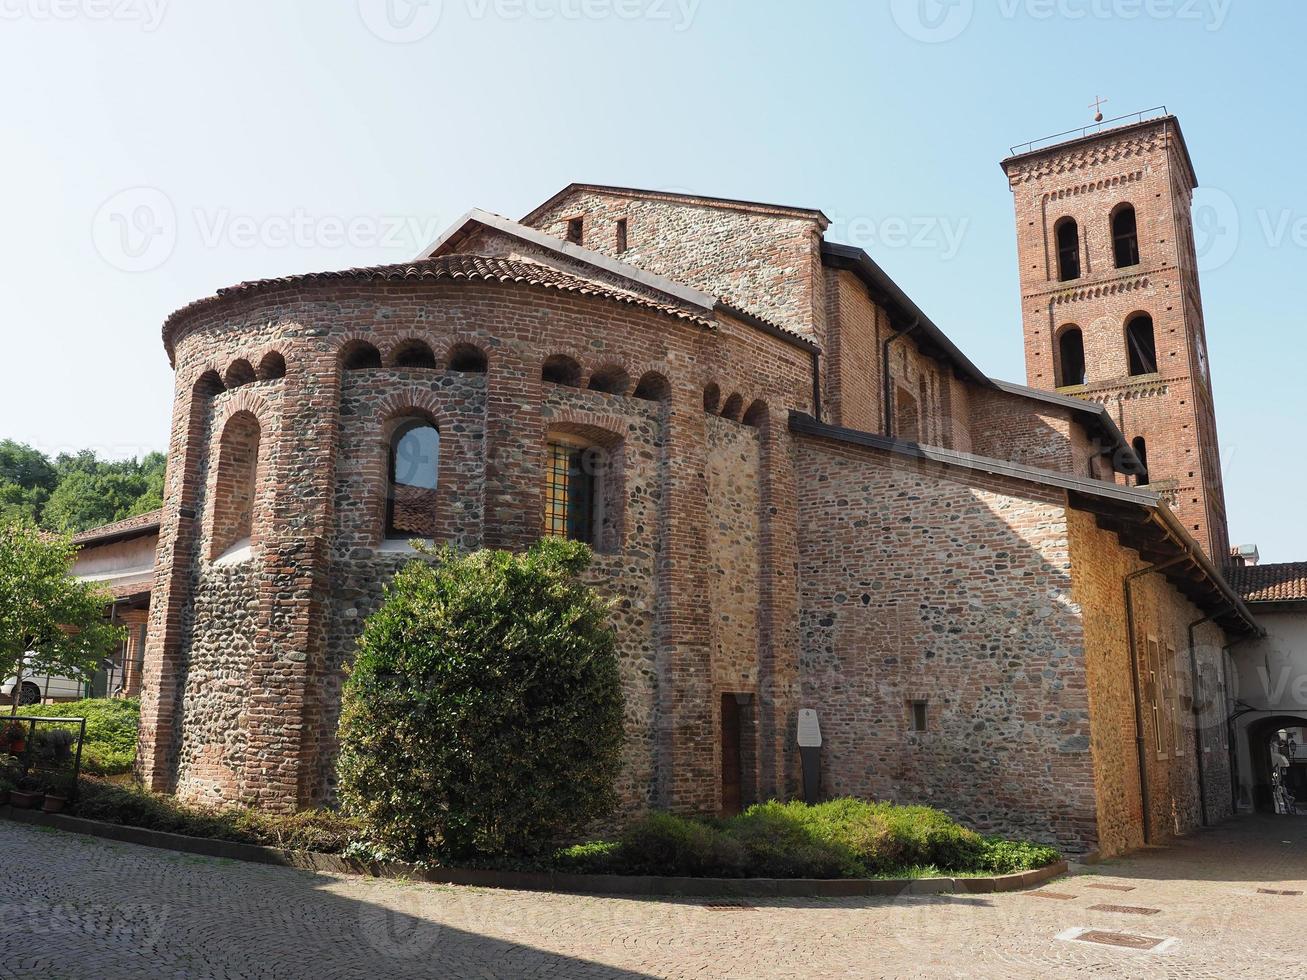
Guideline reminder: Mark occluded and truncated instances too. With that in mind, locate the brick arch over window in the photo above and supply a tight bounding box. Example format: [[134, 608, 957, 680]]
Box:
[[632, 370, 671, 402], [193, 369, 226, 399], [339, 339, 382, 371], [720, 393, 744, 422], [225, 359, 256, 389], [371, 390, 457, 544], [446, 341, 488, 373], [257, 350, 287, 381], [543, 413, 627, 555], [208, 409, 264, 561], [391, 338, 438, 370], [542, 354, 583, 387], [587, 363, 631, 396], [1057, 325, 1086, 387], [703, 383, 721, 414]]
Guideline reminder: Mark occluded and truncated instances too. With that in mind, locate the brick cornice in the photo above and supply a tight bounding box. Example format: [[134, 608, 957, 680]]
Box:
[[1022, 268, 1168, 305]]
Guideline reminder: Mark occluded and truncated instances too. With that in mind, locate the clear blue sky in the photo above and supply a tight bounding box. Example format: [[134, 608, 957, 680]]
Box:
[[1, 1, 1302, 559]]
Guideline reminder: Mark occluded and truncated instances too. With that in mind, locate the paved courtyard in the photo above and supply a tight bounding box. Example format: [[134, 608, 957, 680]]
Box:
[[0, 814, 1304, 979]]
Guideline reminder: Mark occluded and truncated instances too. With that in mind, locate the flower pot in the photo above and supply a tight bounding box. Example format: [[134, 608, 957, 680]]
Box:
[[41, 794, 67, 814], [8, 790, 40, 810], [7, 739, 24, 755]]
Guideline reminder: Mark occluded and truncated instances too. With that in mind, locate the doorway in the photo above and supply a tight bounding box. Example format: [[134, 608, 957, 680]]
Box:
[[1247, 715, 1307, 812]]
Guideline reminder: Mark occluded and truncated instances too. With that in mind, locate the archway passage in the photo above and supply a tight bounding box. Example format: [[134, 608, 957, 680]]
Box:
[[1246, 715, 1307, 813]]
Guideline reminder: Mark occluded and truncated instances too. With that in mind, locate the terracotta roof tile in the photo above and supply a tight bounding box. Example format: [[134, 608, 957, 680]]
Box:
[[1227, 562, 1307, 603], [72, 510, 163, 546], [163, 254, 714, 357]]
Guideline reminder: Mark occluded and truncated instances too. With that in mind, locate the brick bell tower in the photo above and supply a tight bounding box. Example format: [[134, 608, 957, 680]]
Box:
[[1002, 111, 1229, 561]]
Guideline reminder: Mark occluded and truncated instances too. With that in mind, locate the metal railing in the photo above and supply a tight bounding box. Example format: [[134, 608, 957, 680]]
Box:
[[2, 714, 88, 804], [1009, 106, 1170, 158]]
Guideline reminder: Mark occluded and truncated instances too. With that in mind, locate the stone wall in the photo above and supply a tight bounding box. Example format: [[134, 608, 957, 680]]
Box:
[[1067, 508, 1232, 856], [795, 434, 1100, 852]]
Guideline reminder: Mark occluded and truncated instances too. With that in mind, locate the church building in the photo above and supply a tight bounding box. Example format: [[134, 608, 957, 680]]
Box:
[[80, 110, 1276, 857]]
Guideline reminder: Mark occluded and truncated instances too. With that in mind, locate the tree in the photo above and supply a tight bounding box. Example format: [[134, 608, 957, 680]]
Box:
[[0, 521, 122, 713], [336, 539, 625, 862]]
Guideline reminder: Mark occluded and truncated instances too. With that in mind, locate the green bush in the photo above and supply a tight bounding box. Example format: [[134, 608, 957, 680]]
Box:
[[556, 799, 1059, 880], [24, 697, 139, 775], [72, 778, 361, 852], [336, 539, 625, 863]]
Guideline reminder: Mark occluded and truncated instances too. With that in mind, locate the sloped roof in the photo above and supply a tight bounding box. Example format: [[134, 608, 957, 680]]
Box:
[[162, 254, 714, 360], [521, 183, 831, 229], [1228, 563, 1307, 604], [72, 510, 163, 547]]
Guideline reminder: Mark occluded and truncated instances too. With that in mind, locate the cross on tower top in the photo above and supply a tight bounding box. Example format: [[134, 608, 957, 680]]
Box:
[[1089, 95, 1109, 123]]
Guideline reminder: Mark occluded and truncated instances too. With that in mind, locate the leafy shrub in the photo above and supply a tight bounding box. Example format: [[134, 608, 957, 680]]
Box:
[[979, 838, 1063, 875], [336, 539, 625, 863], [72, 778, 361, 853], [554, 799, 1059, 880], [27, 697, 139, 775]]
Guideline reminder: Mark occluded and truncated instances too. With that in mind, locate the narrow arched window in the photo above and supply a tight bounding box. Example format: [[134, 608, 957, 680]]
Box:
[[1127, 314, 1158, 376], [1132, 437, 1150, 486], [1113, 205, 1140, 268], [387, 419, 440, 539], [1056, 218, 1081, 282], [211, 411, 261, 560], [1058, 327, 1086, 387], [545, 440, 603, 546]]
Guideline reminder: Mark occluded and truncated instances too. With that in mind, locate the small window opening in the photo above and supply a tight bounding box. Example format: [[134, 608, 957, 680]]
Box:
[[1056, 218, 1081, 282], [1132, 437, 1150, 486], [387, 420, 440, 539], [910, 701, 928, 732], [615, 218, 629, 254], [1058, 327, 1086, 387], [566, 216, 584, 245], [1127, 314, 1158, 376], [1113, 204, 1141, 268], [545, 441, 600, 545]]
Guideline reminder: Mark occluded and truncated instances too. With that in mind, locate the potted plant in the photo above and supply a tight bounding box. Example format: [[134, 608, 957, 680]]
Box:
[[9, 776, 42, 810], [3, 721, 26, 756], [40, 774, 74, 814]]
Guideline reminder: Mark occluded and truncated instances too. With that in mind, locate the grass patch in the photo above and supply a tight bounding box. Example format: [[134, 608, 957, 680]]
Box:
[[554, 800, 1061, 880], [71, 777, 362, 853], [19, 698, 140, 775]]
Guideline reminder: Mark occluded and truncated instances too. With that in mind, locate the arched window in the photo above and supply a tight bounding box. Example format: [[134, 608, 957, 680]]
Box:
[[588, 365, 630, 396], [545, 440, 602, 546], [1058, 327, 1086, 387], [542, 355, 582, 387], [1056, 218, 1081, 282], [633, 371, 670, 402], [720, 393, 744, 421], [393, 340, 437, 369], [225, 359, 255, 389], [447, 343, 487, 373], [703, 383, 721, 414], [1113, 204, 1140, 268], [1132, 437, 1150, 486], [342, 342, 382, 371], [386, 419, 440, 539], [1127, 314, 1158, 376], [257, 351, 286, 381], [211, 411, 261, 560]]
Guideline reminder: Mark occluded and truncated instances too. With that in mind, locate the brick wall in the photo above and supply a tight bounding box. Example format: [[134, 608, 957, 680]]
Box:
[[142, 270, 814, 816], [1067, 509, 1233, 855], [1004, 118, 1230, 559]]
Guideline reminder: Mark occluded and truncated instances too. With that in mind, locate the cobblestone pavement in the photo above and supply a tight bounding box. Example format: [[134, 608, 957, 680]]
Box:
[[1, 814, 1305, 979]]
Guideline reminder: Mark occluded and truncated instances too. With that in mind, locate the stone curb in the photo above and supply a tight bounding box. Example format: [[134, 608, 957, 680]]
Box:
[[0, 806, 1067, 898]]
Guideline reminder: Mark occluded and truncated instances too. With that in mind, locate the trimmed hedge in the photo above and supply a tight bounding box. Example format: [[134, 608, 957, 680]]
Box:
[[71, 777, 360, 853], [22, 697, 139, 775], [555, 800, 1062, 879]]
